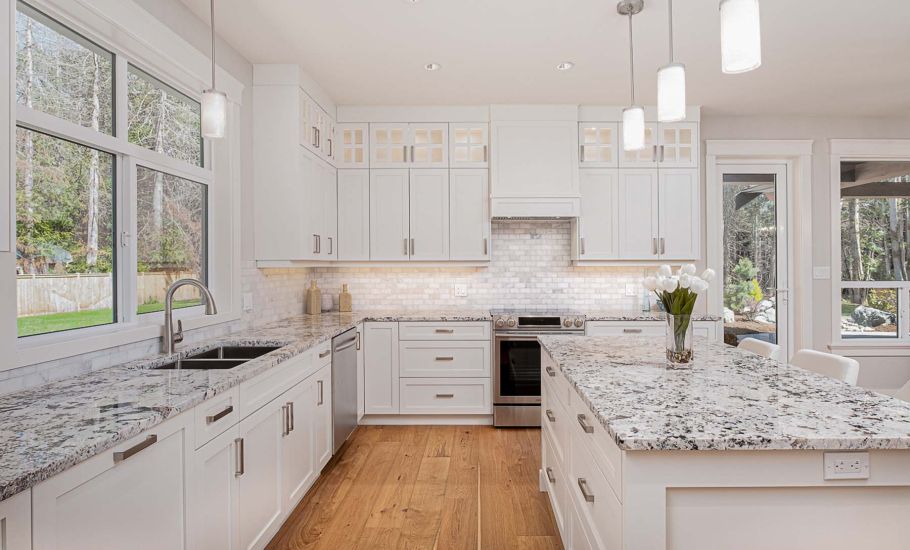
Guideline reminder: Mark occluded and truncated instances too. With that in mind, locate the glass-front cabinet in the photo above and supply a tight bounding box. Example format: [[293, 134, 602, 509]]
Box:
[[336, 123, 369, 168], [617, 121, 697, 169], [449, 123, 489, 168], [370, 123, 448, 168], [579, 122, 619, 167]]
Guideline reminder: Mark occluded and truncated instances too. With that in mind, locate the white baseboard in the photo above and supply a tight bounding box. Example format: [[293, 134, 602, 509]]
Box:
[[358, 414, 493, 426]]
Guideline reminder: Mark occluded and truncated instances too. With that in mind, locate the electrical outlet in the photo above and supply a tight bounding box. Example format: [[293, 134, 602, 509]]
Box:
[[625, 284, 638, 297], [824, 451, 870, 480], [242, 292, 254, 312], [454, 284, 468, 298], [813, 266, 831, 280]]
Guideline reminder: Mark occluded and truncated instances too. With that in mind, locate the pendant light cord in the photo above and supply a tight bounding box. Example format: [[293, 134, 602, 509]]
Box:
[[668, 0, 674, 62], [628, 12, 635, 104], [210, 0, 216, 89]]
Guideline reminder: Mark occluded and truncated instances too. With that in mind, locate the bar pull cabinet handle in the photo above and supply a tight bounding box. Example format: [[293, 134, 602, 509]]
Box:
[[317, 380, 324, 405], [659, 237, 665, 255], [577, 478, 595, 502], [288, 401, 295, 433], [623, 328, 642, 334], [403, 145, 408, 163], [483, 237, 488, 256], [651, 237, 658, 255], [546, 467, 556, 484], [319, 349, 331, 359], [652, 144, 658, 161], [435, 393, 455, 399], [580, 237, 586, 256], [281, 404, 289, 436], [312, 126, 319, 148], [435, 328, 454, 334], [410, 145, 415, 163], [546, 409, 556, 423], [435, 356, 455, 361], [328, 237, 333, 255], [113, 435, 157, 464], [355, 331, 361, 350], [483, 145, 488, 163], [328, 138, 333, 158], [580, 144, 585, 162], [410, 238, 415, 256], [314, 234, 319, 254], [234, 437, 244, 477], [577, 414, 594, 434], [659, 144, 665, 162], [545, 366, 556, 377], [206, 405, 234, 424], [404, 237, 409, 256]]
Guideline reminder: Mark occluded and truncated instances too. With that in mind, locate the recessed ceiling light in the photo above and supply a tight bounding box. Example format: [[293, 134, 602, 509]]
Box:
[[403, 0, 421, 4], [556, 61, 575, 71], [424, 62, 441, 71]]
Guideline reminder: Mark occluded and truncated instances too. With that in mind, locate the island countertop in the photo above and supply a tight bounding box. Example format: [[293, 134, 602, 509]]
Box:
[[538, 335, 910, 452]]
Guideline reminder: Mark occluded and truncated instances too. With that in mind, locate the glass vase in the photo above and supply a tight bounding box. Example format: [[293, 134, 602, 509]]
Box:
[[665, 313, 694, 364]]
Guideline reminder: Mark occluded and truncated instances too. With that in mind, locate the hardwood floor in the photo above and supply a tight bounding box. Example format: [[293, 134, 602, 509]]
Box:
[[266, 425, 563, 550]]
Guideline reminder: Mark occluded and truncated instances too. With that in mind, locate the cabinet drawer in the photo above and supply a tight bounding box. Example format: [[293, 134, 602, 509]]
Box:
[[193, 386, 240, 449], [542, 425, 568, 538], [398, 321, 491, 341], [571, 399, 623, 502], [399, 341, 491, 377], [313, 339, 332, 367], [398, 378, 491, 414], [542, 376, 570, 469], [570, 430, 623, 550], [238, 351, 313, 419], [542, 350, 572, 409], [585, 321, 665, 337]]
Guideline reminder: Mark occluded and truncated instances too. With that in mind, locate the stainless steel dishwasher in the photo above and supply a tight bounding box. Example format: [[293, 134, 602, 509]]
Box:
[[332, 328, 358, 453]]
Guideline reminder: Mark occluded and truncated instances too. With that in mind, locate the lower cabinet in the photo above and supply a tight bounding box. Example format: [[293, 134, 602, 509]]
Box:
[[311, 364, 333, 469], [188, 425, 242, 550], [586, 320, 719, 341], [32, 413, 192, 550], [364, 322, 400, 414], [236, 397, 285, 550], [280, 377, 317, 511], [0, 490, 31, 550]]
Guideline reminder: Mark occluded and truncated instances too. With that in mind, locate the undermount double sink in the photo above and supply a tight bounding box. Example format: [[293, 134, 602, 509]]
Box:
[[155, 345, 281, 370]]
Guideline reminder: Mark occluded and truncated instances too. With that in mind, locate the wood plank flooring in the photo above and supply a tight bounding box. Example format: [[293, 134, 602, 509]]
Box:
[[266, 425, 563, 550]]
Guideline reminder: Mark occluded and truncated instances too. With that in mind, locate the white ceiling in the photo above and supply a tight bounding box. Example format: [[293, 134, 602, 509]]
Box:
[[178, 0, 910, 116]]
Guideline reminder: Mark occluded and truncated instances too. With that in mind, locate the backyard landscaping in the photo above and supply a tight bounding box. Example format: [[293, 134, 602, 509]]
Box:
[[17, 299, 202, 337]]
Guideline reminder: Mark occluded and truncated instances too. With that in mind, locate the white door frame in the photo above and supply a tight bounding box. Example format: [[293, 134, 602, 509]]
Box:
[[705, 140, 813, 359]]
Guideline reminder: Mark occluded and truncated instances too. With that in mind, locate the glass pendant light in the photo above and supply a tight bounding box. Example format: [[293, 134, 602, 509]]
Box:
[[719, 0, 761, 74], [618, 0, 645, 151], [657, 0, 686, 122], [202, 0, 227, 138]]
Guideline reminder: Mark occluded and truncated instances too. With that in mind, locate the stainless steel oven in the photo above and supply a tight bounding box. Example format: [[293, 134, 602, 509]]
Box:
[[492, 311, 585, 427]]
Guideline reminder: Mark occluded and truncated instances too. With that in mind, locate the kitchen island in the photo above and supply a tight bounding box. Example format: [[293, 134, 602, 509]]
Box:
[[538, 335, 910, 550]]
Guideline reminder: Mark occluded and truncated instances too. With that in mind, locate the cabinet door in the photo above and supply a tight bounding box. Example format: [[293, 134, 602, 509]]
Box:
[[281, 378, 316, 511], [299, 94, 317, 151], [617, 169, 659, 260], [300, 148, 322, 260], [188, 425, 241, 550], [658, 122, 698, 168], [618, 122, 659, 168], [449, 123, 488, 168], [410, 123, 448, 168], [369, 170, 410, 260], [311, 364, 333, 469], [364, 322, 400, 414], [658, 169, 700, 260], [337, 123, 369, 168], [449, 169, 490, 261], [409, 169, 450, 261], [237, 399, 284, 550], [579, 123, 619, 167], [578, 169, 619, 259], [370, 123, 410, 168], [337, 169, 370, 261], [324, 117, 337, 163], [322, 162, 338, 260], [32, 415, 190, 550], [0, 491, 31, 550], [490, 120, 579, 198]]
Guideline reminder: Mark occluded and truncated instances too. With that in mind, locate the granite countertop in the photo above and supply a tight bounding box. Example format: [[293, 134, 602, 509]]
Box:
[[585, 310, 721, 322], [539, 335, 910, 452], [0, 309, 489, 502]]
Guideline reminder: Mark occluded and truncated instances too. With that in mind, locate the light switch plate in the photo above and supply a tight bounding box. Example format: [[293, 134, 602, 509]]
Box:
[[824, 451, 870, 480], [454, 284, 468, 298], [813, 266, 831, 280], [242, 292, 254, 312], [625, 284, 638, 297]]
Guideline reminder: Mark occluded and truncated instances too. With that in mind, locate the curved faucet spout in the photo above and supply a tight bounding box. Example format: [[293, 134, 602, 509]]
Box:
[[163, 278, 218, 356]]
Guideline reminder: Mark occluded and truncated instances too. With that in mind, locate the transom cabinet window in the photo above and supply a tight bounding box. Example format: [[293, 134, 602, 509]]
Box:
[[13, 1, 214, 339], [839, 160, 910, 339]]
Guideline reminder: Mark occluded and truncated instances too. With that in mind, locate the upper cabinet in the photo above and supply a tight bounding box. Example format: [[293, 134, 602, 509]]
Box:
[[336, 123, 369, 168], [618, 121, 698, 169], [300, 92, 335, 163], [579, 122, 619, 167], [449, 123, 489, 168], [370, 123, 448, 168]]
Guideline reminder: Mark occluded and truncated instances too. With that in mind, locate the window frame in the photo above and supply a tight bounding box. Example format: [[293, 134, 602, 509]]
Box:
[[831, 139, 910, 351], [8, 0, 243, 368]]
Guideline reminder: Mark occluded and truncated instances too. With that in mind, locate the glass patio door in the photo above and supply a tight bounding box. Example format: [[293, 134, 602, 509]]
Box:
[[719, 165, 789, 357]]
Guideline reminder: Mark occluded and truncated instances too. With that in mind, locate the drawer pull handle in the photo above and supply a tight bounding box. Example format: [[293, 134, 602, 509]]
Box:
[[436, 393, 455, 398], [546, 409, 556, 423], [577, 478, 595, 502], [623, 328, 642, 334], [577, 414, 594, 434], [546, 467, 556, 484], [319, 349, 331, 359], [318, 380, 324, 405], [435, 356, 455, 361], [545, 366, 556, 377], [206, 405, 234, 424], [434, 328, 455, 334], [113, 435, 157, 464], [281, 404, 290, 436], [234, 437, 244, 477]]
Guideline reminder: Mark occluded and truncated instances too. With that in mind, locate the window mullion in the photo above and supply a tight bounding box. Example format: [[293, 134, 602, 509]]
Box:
[[114, 56, 129, 140]]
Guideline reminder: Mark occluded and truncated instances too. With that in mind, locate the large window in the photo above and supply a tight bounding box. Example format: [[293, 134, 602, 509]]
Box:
[[14, 1, 214, 341], [839, 160, 910, 339]]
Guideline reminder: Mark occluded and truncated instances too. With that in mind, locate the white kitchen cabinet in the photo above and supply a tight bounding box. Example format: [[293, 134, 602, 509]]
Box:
[[370, 123, 448, 168], [658, 169, 700, 260], [449, 123, 489, 168], [576, 169, 619, 260], [369, 170, 410, 260], [0, 490, 30, 550], [617, 169, 660, 260], [579, 122, 619, 167], [311, 363, 334, 470], [398, 377, 491, 415], [658, 122, 698, 168], [298, 148, 336, 261], [409, 169, 450, 261], [279, 378, 316, 514], [337, 169, 370, 261], [188, 425, 241, 550], [236, 397, 284, 550], [356, 325, 365, 422], [619, 122, 659, 168], [32, 413, 191, 550], [319, 160, 338, 260], [370, 123, 410, 168], [410, 123, 448, 168], [364, 322, 400, 414], [336, 123, 369, 168], [300, 92, 334, 162], [449, 169, 490, 261]]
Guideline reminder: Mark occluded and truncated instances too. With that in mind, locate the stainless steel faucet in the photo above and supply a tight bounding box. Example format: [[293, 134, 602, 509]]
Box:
[[163, 278, 218, 355]]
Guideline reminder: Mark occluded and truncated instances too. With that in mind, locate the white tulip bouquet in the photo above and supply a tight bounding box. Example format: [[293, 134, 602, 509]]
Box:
[[642, 264, 716, 363]]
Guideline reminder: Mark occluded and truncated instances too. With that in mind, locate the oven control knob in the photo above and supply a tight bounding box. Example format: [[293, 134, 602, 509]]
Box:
[[574, 318, 584, 328], [495, 318, 505, 328], [507, 318, 517, 327], [563, 319, 572, 328]]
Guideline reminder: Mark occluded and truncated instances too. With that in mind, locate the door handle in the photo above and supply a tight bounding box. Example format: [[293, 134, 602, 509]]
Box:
[[314, 234, 319, 254], [404, 238, 409, 256], [580, 237, 586, 255], [410, 238, 415, 255], [580, 144, 585, 162], [546, 467, 556, 483], [483, 237, 488, 256], [410, 145, 415, 163], [312, 126, 319, 148], [577, 414, 594, 434], [483, 145, 488, 163], [545, 409, 556, 423], [545, 366, 556, 377], [287, 401, 295, 433], [113, 435, 157, 464], [652, 144, 658, 161], [281, 404, 290, 436], [206, 405, 234, 424], [577, 478, 595, 502], [659, 237, 665, 255], [652, 237, 658, 255], [328, 237, 333, 255], [403, 145, 408, 163], [317, 380, 324, 405], [328, 138, 333, 157], [234, 437, 244, 477]]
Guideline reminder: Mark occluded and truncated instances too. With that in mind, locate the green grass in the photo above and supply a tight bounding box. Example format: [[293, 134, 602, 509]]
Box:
[[17, 299, 203, 337]]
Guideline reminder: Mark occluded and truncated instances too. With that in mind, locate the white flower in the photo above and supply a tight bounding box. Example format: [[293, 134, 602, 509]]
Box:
[[679, 273, 691, 289], [642, 276, 658, 291], [691, 278, 709, 294], [681, 264, 697, 275], [657, 265, 672, 278], [662, 277, 679, 292], [701, 268, 716, 283]]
